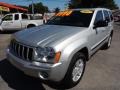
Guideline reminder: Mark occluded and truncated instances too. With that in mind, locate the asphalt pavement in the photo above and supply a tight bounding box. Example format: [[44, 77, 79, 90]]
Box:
[[0, 23, 120, 90]]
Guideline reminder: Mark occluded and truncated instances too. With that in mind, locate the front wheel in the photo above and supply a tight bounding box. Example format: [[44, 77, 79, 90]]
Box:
[[61, 52, 86, 88]]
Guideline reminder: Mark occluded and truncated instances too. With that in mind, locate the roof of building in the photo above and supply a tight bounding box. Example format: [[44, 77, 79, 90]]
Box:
[[0, 2, 28, 12]]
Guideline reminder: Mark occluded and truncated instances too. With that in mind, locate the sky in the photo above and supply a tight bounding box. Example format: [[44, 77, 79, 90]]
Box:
[[115, 0, 120, 8], [0, 0, 120, 10], [0, 0, 69, 10]]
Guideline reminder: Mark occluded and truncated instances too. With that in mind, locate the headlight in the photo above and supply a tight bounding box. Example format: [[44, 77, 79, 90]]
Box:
[[34, 47, 56, 63]]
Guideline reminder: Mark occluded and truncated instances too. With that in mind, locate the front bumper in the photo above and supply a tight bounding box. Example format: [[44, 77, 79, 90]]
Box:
[[6, 49, 64, 82]]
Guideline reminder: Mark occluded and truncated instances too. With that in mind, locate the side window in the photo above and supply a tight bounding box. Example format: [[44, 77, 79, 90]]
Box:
[[109, 11, 113, 21], [15, 14, 19, 20], [3, 15, 12, 21], [103, 10, 110, 22], [22, 14, 28, 20], [94, 11, 104, 24]]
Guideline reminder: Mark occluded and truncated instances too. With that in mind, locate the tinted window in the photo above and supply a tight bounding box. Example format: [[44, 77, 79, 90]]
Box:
[[3, 15, 12, 21], [46, 10, 94, 27], [30, 15, 43, 20], [22, 14, 28, 20], [94, 11, 104, 24], [103, 10, 110, 22], [15, 14, 19, 20]]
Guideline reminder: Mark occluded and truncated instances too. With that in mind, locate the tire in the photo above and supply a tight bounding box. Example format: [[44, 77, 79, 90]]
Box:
[[102, 35, 112, 50], [61, 52, 86, 89], [0, 30, 3, 34], [27, 24, 36, 28]]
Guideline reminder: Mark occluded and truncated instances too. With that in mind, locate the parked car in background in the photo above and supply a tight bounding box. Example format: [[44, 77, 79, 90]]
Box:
[[43, 12, 55, 23], [0, 13, 43, 32], [114, 15, 120, 22], [0, 15, 3, 19], [7, 8, 114, 88]]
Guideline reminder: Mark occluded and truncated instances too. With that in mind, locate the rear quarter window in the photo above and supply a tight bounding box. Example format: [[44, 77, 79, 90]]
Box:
[[103, 10, 110, 22], [109, 11, 113, 21]]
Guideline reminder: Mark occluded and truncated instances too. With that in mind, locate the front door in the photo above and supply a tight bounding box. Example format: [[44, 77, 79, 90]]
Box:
[[1, 14, 14, 30]]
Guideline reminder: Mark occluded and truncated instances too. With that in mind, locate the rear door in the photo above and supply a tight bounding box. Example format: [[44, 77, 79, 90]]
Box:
[[108, 11, 114, 31], [11, 14, 22, 30], [103, 10, 111, 36], [20, 14, 29, 29]]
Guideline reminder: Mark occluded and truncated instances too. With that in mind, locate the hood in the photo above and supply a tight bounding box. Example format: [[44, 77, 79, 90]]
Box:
[[14, 25, 86, 47]]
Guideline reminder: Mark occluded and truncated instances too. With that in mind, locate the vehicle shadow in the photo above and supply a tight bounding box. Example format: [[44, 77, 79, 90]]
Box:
[[0, 59, 66, 90], [0, 30, 18, 34], [0, 59, 46, 90]]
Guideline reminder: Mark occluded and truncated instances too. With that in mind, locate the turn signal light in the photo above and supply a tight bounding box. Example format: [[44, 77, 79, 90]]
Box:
[[54, 52, 61, 63]]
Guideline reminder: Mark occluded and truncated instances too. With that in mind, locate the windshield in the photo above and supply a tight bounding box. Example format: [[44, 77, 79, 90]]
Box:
[[46, 10, 94, 27]]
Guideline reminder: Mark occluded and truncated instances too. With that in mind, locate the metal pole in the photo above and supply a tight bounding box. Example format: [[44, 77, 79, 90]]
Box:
[[31, 0, 34, 14]]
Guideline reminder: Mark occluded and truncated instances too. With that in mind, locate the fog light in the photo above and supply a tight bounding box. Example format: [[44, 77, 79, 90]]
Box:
[[39, 71, 49, 80]]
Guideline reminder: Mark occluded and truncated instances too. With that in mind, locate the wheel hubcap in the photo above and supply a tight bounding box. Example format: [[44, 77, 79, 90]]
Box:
[[72, 59, 84, 82]]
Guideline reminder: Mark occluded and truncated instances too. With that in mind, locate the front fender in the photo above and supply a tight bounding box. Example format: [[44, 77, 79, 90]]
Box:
[[0, 26, 3, 31], [61, 38, 88, 63], [57, 38, 88, 80]]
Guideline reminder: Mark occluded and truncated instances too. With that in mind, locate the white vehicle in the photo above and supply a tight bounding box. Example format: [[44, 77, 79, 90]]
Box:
[[0, 13, 43, 32]]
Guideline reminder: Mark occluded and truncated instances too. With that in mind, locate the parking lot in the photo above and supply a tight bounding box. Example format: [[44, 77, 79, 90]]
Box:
[[0, 23, 120, 90]]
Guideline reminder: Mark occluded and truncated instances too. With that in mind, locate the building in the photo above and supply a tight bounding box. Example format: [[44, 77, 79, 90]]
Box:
[[0, 2, 28, 16]]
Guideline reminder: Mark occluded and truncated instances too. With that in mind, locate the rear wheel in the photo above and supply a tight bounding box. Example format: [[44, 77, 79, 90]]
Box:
[[61, 52, 86, 88], [0, 30, 3, 34], [27, 24, 36, 28], [102, 35, 112, 50]]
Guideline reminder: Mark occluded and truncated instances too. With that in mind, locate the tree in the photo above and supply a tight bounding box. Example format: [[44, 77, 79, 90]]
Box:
[[69, 0, 118, 9], [17, 5, 28, 10], [54, 7, 60, 13], [9, 5, 28, 13], [28, 2, 49, 14]]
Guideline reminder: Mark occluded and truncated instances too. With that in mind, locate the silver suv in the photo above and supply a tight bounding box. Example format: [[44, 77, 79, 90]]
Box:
[[7, 8, 114, 88]]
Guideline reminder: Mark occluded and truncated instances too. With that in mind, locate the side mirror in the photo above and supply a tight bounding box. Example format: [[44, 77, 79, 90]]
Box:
[[93, 20, 108, 29]]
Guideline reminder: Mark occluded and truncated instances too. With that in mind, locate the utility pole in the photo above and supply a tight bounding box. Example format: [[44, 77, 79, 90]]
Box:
[[31, 0, 34, 14], [27, 0, 34, 14]]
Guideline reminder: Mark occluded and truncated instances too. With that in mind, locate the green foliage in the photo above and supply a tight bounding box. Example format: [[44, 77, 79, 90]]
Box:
[[69, 0, 118, 9], [28, 2, 49, 14], [9, 5, 28, 13], [17, 5, 28, 9]]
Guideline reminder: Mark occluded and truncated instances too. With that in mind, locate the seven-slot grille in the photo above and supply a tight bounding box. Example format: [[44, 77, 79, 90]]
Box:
[[10, 40, 34, 61]]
